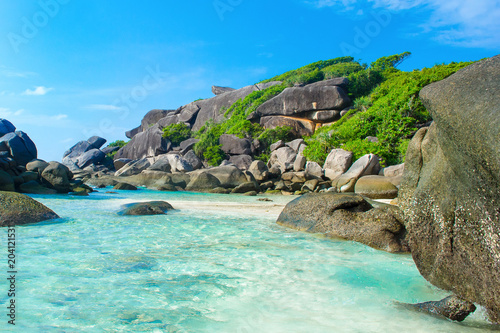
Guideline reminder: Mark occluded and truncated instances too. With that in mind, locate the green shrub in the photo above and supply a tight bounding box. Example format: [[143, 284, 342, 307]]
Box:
[[203, 145, 225, 167], [257, 126, 294, 152], [162, 123, 192, 145], [105, 140, 128, 159]]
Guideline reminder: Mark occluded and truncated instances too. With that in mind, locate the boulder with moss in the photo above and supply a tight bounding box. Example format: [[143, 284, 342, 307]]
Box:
[[0, 191, 59, 226]]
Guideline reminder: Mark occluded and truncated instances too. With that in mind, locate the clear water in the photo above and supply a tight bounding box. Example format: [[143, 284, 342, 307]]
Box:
[[0, 189, 497, 332]]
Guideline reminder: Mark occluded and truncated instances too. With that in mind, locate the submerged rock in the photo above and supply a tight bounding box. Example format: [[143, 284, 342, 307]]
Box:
[[401, 296, 476, 322], [0, 191, 59, 226], [113, 182, 138, 191], [118, 201, 174, 216], [277, 192, 409, 253]]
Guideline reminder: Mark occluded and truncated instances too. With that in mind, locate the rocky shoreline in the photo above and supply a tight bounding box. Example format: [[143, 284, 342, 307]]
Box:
[[0, 55, 498, 324]]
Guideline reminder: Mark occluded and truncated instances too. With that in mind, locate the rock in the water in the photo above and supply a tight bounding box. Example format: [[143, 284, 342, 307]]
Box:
[[41, 162, 73, 193], [355, 175, 399, 199], [220, 134, 252, 156], [119, 201, 173, 216], [0, 191, 59, 226], [113, 182, 138, 190], [402, 296, 476, 322], [212, 85, 236, 95], [0, 119, 16, 137], [186, 172, 221, 191], [323, 149, 353, 181], [114, 124, 171, 160], [399, 56, 500, 322], [277, 193, 408, 253], [335, 154, 380, 192]]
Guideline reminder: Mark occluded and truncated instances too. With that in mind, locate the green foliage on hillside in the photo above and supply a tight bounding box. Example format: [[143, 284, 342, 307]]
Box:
[[303, 60, 474, 166], [194, 84, 288, 165], [162, 123, 192, 145], [187, 51, 472, 168]]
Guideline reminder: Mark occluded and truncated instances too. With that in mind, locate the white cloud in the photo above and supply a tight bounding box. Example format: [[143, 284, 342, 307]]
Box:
[[82, 104, 125, 111], [23, 86, 54, 96], [0, 108, 24, 118], [52, 114, 68, 121], [304, 0, 500, 48]]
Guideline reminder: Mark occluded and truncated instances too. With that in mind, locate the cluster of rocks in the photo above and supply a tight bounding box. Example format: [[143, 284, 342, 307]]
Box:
[[118, 78, 353, 163], [248, 78, 352, 136], [0, 119, 92, 195], [62, 136, 117, 176]]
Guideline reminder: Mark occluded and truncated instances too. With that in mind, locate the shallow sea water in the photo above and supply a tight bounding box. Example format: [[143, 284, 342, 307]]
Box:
[[0, 189, 498, 332]]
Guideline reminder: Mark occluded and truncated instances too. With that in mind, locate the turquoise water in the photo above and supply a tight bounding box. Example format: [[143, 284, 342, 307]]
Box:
[[0, 189, 497, 332]]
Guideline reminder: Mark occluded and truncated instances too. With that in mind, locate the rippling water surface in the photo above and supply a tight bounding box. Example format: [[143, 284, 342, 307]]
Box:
[[0, 189, 496, 332]]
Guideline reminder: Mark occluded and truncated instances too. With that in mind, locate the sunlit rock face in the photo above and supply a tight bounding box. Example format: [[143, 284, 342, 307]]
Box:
[[399, 55, 500, 323]]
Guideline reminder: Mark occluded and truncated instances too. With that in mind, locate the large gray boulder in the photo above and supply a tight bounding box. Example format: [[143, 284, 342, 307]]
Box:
[[323, 149, 353, 181], [201, 166, 248, 188], [115, 158, 151, 177], [0, 131, 37, 166], [141, 109, 174, 132], [114, 124, 171, 160], [268, 147, 297, 173], [125, 126, 140, 139], [249, 82, 350, 120], [148, 156, 172, 173], [220, 134, 252, 155], [165, 154, 193, 173], [399, 56, 500, 323], [354, 175, 398, 199], [248, 160, 269, 182], [26, 159, 49, 174], [183, 150, 203, 170], [0, 119, 16, 137], [228, 154, 253, 170], [41, 161, 73, 193], [77, 149, 105, 169], [87, 136, 107, 150], [335, 154, 380, 192], [0, 191, 59, 226], [186, 172, 221, 191], [63, 140, 92, 160], [277, 193, 408, 253], [118, 201, 174, 216]]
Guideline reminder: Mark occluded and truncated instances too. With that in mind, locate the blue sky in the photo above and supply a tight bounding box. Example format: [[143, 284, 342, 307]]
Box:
[[0, 0, 498, 162]]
